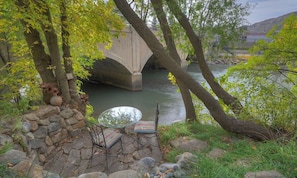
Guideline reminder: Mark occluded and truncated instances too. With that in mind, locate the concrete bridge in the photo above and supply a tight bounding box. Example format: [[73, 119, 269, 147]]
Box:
[[89, 25, 187, 91]]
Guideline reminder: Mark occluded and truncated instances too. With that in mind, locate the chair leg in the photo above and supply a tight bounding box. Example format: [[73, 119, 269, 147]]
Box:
[[156, 133, 161, 149], [105, 149, 109, 174], [136, 134, 141, 149], [156, 133, 162, 160]]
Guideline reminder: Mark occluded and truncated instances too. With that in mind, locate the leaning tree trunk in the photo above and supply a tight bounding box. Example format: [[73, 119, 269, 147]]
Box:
[[165, 0, 244, 116], [60, 0, 86, 113], [113, 0, 276, 140], [151, 0, 196, 121]]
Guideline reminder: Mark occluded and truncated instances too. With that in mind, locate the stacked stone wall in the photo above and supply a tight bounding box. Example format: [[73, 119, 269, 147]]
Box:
[[20, 105, 85, 164]]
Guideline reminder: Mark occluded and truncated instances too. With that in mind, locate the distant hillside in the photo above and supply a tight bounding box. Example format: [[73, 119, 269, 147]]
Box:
[[247, 11, 297, 33]]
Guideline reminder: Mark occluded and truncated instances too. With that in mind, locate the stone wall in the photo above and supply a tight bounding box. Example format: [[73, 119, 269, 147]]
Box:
[[22, 105, 86, 164]]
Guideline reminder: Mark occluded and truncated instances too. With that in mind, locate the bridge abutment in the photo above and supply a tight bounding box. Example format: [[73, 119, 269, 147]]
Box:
[[89, 72, 142, 91]]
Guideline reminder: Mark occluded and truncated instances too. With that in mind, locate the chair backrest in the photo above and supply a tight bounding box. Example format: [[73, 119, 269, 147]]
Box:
[[86, 122, 106, 147], [155, 103, 160, 131]]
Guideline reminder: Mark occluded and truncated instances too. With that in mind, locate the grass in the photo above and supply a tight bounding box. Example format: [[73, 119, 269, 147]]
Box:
[[159, 122, 297, 178]]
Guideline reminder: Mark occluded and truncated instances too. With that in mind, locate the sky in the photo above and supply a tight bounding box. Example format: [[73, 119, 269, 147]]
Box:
[[238, 0, 297, 24]]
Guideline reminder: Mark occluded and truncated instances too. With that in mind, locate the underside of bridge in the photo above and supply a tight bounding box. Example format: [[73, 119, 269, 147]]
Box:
[[88, 55, 188, 91], [88, 58, 142, 91]]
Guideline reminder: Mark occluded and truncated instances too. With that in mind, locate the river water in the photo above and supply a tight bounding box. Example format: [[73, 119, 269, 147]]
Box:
[[81, 63, 229, 125]]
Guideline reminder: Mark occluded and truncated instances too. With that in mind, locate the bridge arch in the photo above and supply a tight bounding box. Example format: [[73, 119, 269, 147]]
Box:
[[91, 25, 187, 90]]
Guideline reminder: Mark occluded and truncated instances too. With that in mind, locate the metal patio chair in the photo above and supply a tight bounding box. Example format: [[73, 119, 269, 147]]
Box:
[[86, 122, 123, 174], [134, 103, 161, 149]]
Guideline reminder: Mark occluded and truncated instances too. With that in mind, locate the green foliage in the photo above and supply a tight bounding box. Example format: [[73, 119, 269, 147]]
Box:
[[64, 0, 125, 61], [159, 122, 191, 144], [0, 0, 125, 118], [221, 14, 297, 133], [159, 122, 297, 177], [85, 104, 98, 124], [164, 0, 252, 57], [0, 143, 13, 155], [0, 1, 42, 110]]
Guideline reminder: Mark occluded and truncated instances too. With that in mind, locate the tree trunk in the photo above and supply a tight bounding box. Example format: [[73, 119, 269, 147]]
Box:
[[17, 20, 55, 85], [165, 0, 244, 115], [15, 0, 56, 104], [151, 0, 196, 121], [113, 0, 276, 140], [60, 0, 86, 113], [15, 0, 72, 105], [40, 0, 71, 103], [18, 16, 56, 103]]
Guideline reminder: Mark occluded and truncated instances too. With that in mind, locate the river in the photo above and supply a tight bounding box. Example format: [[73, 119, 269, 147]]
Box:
[[81, 63, 230, 125]]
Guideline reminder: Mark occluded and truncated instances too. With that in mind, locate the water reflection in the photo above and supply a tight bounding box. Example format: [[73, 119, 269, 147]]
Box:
[[82, 63, 229, 125], [98, 106, 142, 128]]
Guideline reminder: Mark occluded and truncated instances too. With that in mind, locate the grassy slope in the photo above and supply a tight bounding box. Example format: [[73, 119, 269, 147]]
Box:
[[159, 122, 297, 178]]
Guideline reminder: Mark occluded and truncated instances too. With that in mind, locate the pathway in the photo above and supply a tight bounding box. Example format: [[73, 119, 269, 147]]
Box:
[[43, 125, 163, 177]]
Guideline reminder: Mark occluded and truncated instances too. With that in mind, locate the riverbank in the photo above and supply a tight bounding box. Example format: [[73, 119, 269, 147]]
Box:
[[158, 122, 297, 177]]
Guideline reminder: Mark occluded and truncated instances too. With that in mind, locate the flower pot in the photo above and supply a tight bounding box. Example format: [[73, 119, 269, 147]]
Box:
[[50, 95, 63, 106]]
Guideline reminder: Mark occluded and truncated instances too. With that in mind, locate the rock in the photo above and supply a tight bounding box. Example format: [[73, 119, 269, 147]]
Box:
[[46, 145, 56, 155], [13, 160, 45, 178], [0, 134, 13, 145], [65, 117, 79, 125], [51, 128, 68, 144], [45, 136, 53, 146], [48, 115, 62, 122], [30, 120, 39, 131], [159, 163, 179, 172], [81, 148, 92, 160], [67, 149, 81, 166], [170, 137, 208, 152], [73, 120, 86, 129], [33, 126, 48, 139], [206, 148, 226, 159], [35, 105, 60, 119], [77, 172, 107, 178], [175, 152, 198, 170], [48, 122, 61, 133], [137, 157, 158, 177], [42, 171, 61, 178], [109, 170, 138, 178], [0, 149, 27, 165], [31, 138, 46, 149], [23, 113, 39, 121], [39, 154, 46, 162], [60, 108, 74, 119], [244, 170, 286, 178], [22, 121, 31, 133], [12, 160, 33, 176], [38, 119, 50, 126]]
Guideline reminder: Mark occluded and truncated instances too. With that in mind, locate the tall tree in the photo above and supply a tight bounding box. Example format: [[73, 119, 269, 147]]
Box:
[[114, 0, 276, 140], [165, 0, 246, 116], [150, 0, 196, 121], [1, 0, 124, 113]]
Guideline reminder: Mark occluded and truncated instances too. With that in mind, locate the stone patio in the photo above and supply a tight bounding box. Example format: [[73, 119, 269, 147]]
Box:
[[42, 125, 163, 177]]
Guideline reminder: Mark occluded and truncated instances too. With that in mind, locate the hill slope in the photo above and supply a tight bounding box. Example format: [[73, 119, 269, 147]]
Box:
[[247, 11, 297, 33]]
